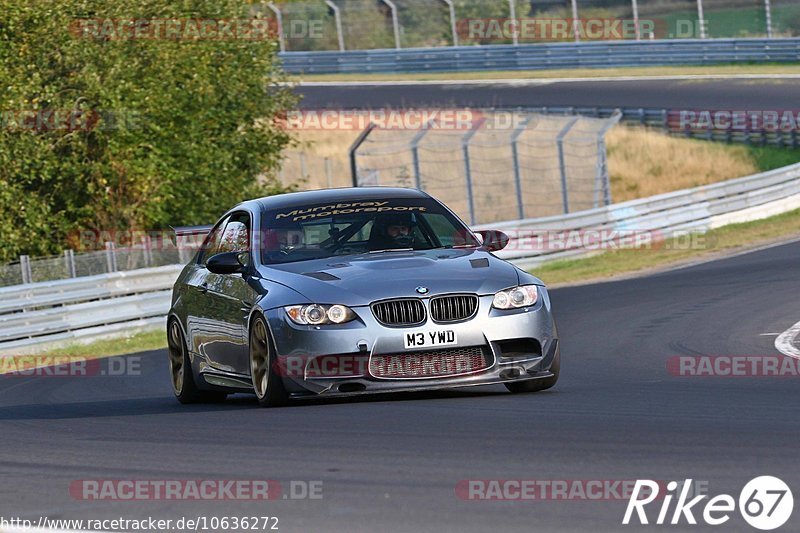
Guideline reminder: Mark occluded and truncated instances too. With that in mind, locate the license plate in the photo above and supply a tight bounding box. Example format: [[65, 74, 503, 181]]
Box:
[[404, 330, 457, 350]]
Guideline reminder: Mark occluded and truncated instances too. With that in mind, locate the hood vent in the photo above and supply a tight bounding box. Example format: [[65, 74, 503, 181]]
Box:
[[303, 271, 341, 281]]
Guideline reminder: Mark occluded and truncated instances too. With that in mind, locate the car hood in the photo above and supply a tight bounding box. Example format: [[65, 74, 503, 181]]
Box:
[[260, 248, 523, 307]]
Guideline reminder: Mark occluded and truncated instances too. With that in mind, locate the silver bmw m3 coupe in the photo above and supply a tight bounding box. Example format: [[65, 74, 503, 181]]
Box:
[[167, 187, 559, 406]]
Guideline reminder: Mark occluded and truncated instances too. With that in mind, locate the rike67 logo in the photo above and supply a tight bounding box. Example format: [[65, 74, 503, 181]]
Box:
[[623, 477, 793, 530]]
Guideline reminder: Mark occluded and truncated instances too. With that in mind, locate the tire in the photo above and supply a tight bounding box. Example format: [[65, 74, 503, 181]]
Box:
[[167, 319, 227, 404], [249, 315, 288, 407], [504, 349, 560, 394]]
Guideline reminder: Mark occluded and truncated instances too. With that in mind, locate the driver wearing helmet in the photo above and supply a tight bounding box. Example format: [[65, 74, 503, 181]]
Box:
[[370, 212, 416, 250]]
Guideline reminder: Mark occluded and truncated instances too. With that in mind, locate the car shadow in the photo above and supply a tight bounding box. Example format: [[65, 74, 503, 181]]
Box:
[[0, 386, 516, 420]]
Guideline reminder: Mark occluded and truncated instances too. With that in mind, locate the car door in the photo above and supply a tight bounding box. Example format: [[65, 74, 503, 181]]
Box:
[[184, 215, 228, 361], [200, 212, 258, 376]]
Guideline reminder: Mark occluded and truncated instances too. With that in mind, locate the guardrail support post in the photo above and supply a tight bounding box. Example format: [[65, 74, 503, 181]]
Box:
[[765, 0, 773, 39], [349, 123, 376, 187], [325, 0, 346, 51], [105, 242, 118, 273], [697, 0, 707, 39], [556, 116, 580, 214], [461, 118, 485, 225], [64, 249, 77, 278], [441, 0, 458, 47], [511, 115, 535, 219], [20, 255, 32, 285], [266, 2, 286, 52], [380, 0, 401, 49]]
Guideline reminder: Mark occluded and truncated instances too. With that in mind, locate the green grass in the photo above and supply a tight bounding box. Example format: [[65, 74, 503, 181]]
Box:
[[40, 328, 166, 358], [291, 64, 800, 83], [751, 146, 800, 171], [533, 208, 800, 286]]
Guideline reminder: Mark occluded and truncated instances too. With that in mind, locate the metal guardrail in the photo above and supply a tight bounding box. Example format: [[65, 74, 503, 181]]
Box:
[[2, 162, 800, 353], [485, 162, 800, 268], [0, 266, 183, 353], [279, 38, 800, 75], [508, 107, 800, 147]]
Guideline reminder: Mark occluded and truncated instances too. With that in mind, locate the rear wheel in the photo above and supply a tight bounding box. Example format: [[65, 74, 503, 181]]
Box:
[[167, 319, 226, 404], [249, 316, 288, 407], [504, 350, 560, 394]]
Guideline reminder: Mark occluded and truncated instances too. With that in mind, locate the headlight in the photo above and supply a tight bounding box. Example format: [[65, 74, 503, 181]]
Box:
[[285, 304, 357, 325], [492, 285, 538, 309]]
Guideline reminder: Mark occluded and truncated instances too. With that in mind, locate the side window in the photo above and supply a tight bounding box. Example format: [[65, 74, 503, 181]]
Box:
[[217, 212, 251, 254], [197, 216, 229, 265]]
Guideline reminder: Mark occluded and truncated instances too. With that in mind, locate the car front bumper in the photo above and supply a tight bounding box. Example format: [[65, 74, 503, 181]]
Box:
[[264, 291, 559, 397]]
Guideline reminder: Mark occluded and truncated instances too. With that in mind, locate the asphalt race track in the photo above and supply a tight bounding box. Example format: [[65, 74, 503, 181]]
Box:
[[2, 239, 799, 532], [296, 78, 800, 111]]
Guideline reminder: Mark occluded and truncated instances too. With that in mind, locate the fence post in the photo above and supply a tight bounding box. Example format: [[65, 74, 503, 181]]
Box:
[[64, 249, 77, 278], [594, 110, 623, 208], [325, 0, 346, 51], [300, 151, 308, 180], [20, 255, 32, 285], [556, 116, 580, 214], [349, 123, 377, 187], [697, 0, 707, 39], [178, 241, 190, 265], [511, 115, 535, 219], [571, 0, 580, 43], [764, 0, 773, 38], [461, 119, 485, 225], [508, 0, 519, 46], [441, 0, 458, 46], [105, 241, 118, 273], [410, 119, 436, 191], [380, 0, 401, 49], [266, 2, 286, 52], [144, 235, 153, 268], [325, 157, 334, 188], [632, 0, 641, 41]]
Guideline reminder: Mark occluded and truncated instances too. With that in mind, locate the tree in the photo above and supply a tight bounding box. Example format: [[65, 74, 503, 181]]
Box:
[[0, 0, 297, 262]]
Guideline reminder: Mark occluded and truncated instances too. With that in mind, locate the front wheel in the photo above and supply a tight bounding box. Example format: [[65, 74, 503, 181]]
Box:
[[167, 319, 227, 404], [504, 350, 560, 394], [249, 316, 288, 407]]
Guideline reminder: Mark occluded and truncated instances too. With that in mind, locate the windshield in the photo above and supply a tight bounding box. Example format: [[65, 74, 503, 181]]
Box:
[[259, 197, 480, 265]]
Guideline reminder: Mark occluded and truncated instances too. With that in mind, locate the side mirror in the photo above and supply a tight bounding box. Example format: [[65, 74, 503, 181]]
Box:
[[475, 230, 510, 252], [207, 251, 249, 275]]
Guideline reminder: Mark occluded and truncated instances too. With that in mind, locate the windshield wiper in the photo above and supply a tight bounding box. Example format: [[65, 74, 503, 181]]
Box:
[[368, 248, 414, 254]]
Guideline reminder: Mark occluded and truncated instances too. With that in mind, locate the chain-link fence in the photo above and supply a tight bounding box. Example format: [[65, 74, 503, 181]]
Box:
[[263, 0, 800, 51], [0, 239, 199, 289], [345, 111, 621, 225]]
